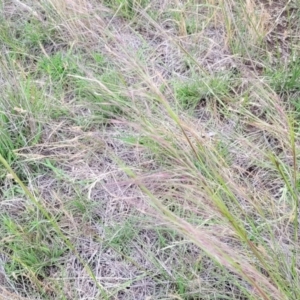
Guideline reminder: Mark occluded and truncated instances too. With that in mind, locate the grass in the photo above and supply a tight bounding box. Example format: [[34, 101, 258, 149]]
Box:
[[1, 0, 300, 299]]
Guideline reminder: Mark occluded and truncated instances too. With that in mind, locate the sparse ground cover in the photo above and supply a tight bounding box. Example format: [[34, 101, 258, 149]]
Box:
[[1, 0, 300, 299]]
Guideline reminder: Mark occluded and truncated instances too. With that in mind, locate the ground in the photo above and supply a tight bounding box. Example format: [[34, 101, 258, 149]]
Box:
[[1, 0, 300, 299]]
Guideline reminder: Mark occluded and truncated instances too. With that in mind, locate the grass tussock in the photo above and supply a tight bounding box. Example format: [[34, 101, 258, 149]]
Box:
[[1, 0, 300, 299]]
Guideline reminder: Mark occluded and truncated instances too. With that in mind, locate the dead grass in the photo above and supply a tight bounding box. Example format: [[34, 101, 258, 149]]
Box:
[[1, 0, 300, 299]]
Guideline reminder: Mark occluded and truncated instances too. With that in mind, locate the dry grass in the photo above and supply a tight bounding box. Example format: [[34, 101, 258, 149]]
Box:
[[1, 0, 300, 299]]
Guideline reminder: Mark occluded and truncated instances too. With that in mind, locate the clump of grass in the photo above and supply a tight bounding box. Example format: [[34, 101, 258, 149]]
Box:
[[266, 60, 300, 94], [174, 72, 234, 111], [1, 213, 66, 285], [103, 0, 150, 19]]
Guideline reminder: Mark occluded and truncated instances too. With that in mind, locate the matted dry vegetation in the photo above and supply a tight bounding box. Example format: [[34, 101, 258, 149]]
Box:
[[1, 0, 300, 299]]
